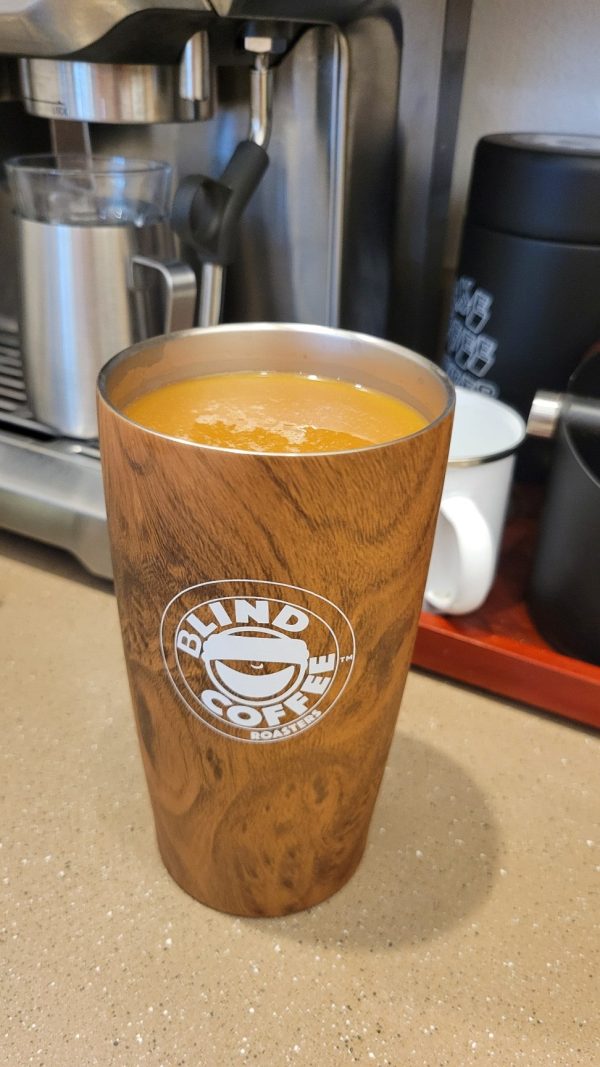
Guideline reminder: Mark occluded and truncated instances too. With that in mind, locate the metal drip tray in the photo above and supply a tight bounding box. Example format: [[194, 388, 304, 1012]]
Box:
[[0, 336, 112, 579]]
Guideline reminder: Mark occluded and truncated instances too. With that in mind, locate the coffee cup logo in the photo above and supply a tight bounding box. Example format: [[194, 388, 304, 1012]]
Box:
[[161, 580, 355, 743]]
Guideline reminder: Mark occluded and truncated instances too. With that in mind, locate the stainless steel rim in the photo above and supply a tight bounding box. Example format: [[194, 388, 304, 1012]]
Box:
[[448, 444, 523, 468], [97, 322, 455, 459]]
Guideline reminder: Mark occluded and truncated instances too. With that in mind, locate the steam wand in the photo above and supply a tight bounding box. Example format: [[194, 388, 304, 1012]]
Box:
[[171, 47, 273, 328]]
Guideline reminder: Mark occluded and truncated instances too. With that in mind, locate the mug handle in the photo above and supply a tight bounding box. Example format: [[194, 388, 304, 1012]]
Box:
[[131, 255, 197, 333], [425, 496, 495, 614]]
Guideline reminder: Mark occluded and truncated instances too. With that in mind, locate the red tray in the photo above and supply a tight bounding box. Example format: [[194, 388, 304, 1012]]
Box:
[[412, 488, 600, 730]]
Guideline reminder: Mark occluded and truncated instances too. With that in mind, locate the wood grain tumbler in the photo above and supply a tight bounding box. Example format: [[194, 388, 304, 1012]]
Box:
[[97, 324, 454, 916]]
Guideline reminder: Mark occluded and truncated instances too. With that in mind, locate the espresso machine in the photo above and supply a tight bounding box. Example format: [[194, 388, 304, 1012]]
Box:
[[0, 0, 466, 578]]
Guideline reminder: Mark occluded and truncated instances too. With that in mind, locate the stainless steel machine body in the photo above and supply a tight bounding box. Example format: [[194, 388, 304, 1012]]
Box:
[[0, 0, 471, 577]]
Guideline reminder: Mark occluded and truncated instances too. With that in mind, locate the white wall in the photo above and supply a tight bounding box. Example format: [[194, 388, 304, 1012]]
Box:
[[446, 0, 600, 270]]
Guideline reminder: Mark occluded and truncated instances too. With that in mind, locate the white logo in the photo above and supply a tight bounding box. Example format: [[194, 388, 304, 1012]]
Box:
[[160, 580, 355, 744], [445, 275, 499, 395]]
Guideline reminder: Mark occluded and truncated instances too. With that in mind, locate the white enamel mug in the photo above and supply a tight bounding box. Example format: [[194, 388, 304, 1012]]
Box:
[[424, 387, 526, 615]]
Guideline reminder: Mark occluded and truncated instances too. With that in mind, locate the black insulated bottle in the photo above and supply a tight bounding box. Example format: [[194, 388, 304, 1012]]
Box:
[[443, 134, 600, 426]]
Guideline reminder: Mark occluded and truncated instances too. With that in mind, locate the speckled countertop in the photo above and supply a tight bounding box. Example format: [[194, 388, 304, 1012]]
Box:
[[1, 530, 599, 1067]]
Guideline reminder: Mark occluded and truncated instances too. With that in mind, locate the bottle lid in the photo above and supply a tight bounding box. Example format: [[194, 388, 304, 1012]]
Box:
[[467, 133, 600, 243]]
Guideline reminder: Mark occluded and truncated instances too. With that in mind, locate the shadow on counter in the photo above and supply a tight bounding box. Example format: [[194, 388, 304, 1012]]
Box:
[[264, 733, 500, 950], [0, 530, 112, 595]]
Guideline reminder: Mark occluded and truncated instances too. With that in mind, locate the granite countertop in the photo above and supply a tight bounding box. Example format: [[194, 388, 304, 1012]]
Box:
[[1, 531, 598, 1066]]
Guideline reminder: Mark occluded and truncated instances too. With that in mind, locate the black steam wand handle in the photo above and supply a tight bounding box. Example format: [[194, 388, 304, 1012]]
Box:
[[171, 140, 269, 326]]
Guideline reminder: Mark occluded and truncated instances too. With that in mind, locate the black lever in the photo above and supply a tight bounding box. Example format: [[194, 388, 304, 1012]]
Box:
[[171, 140, 269, 268]]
